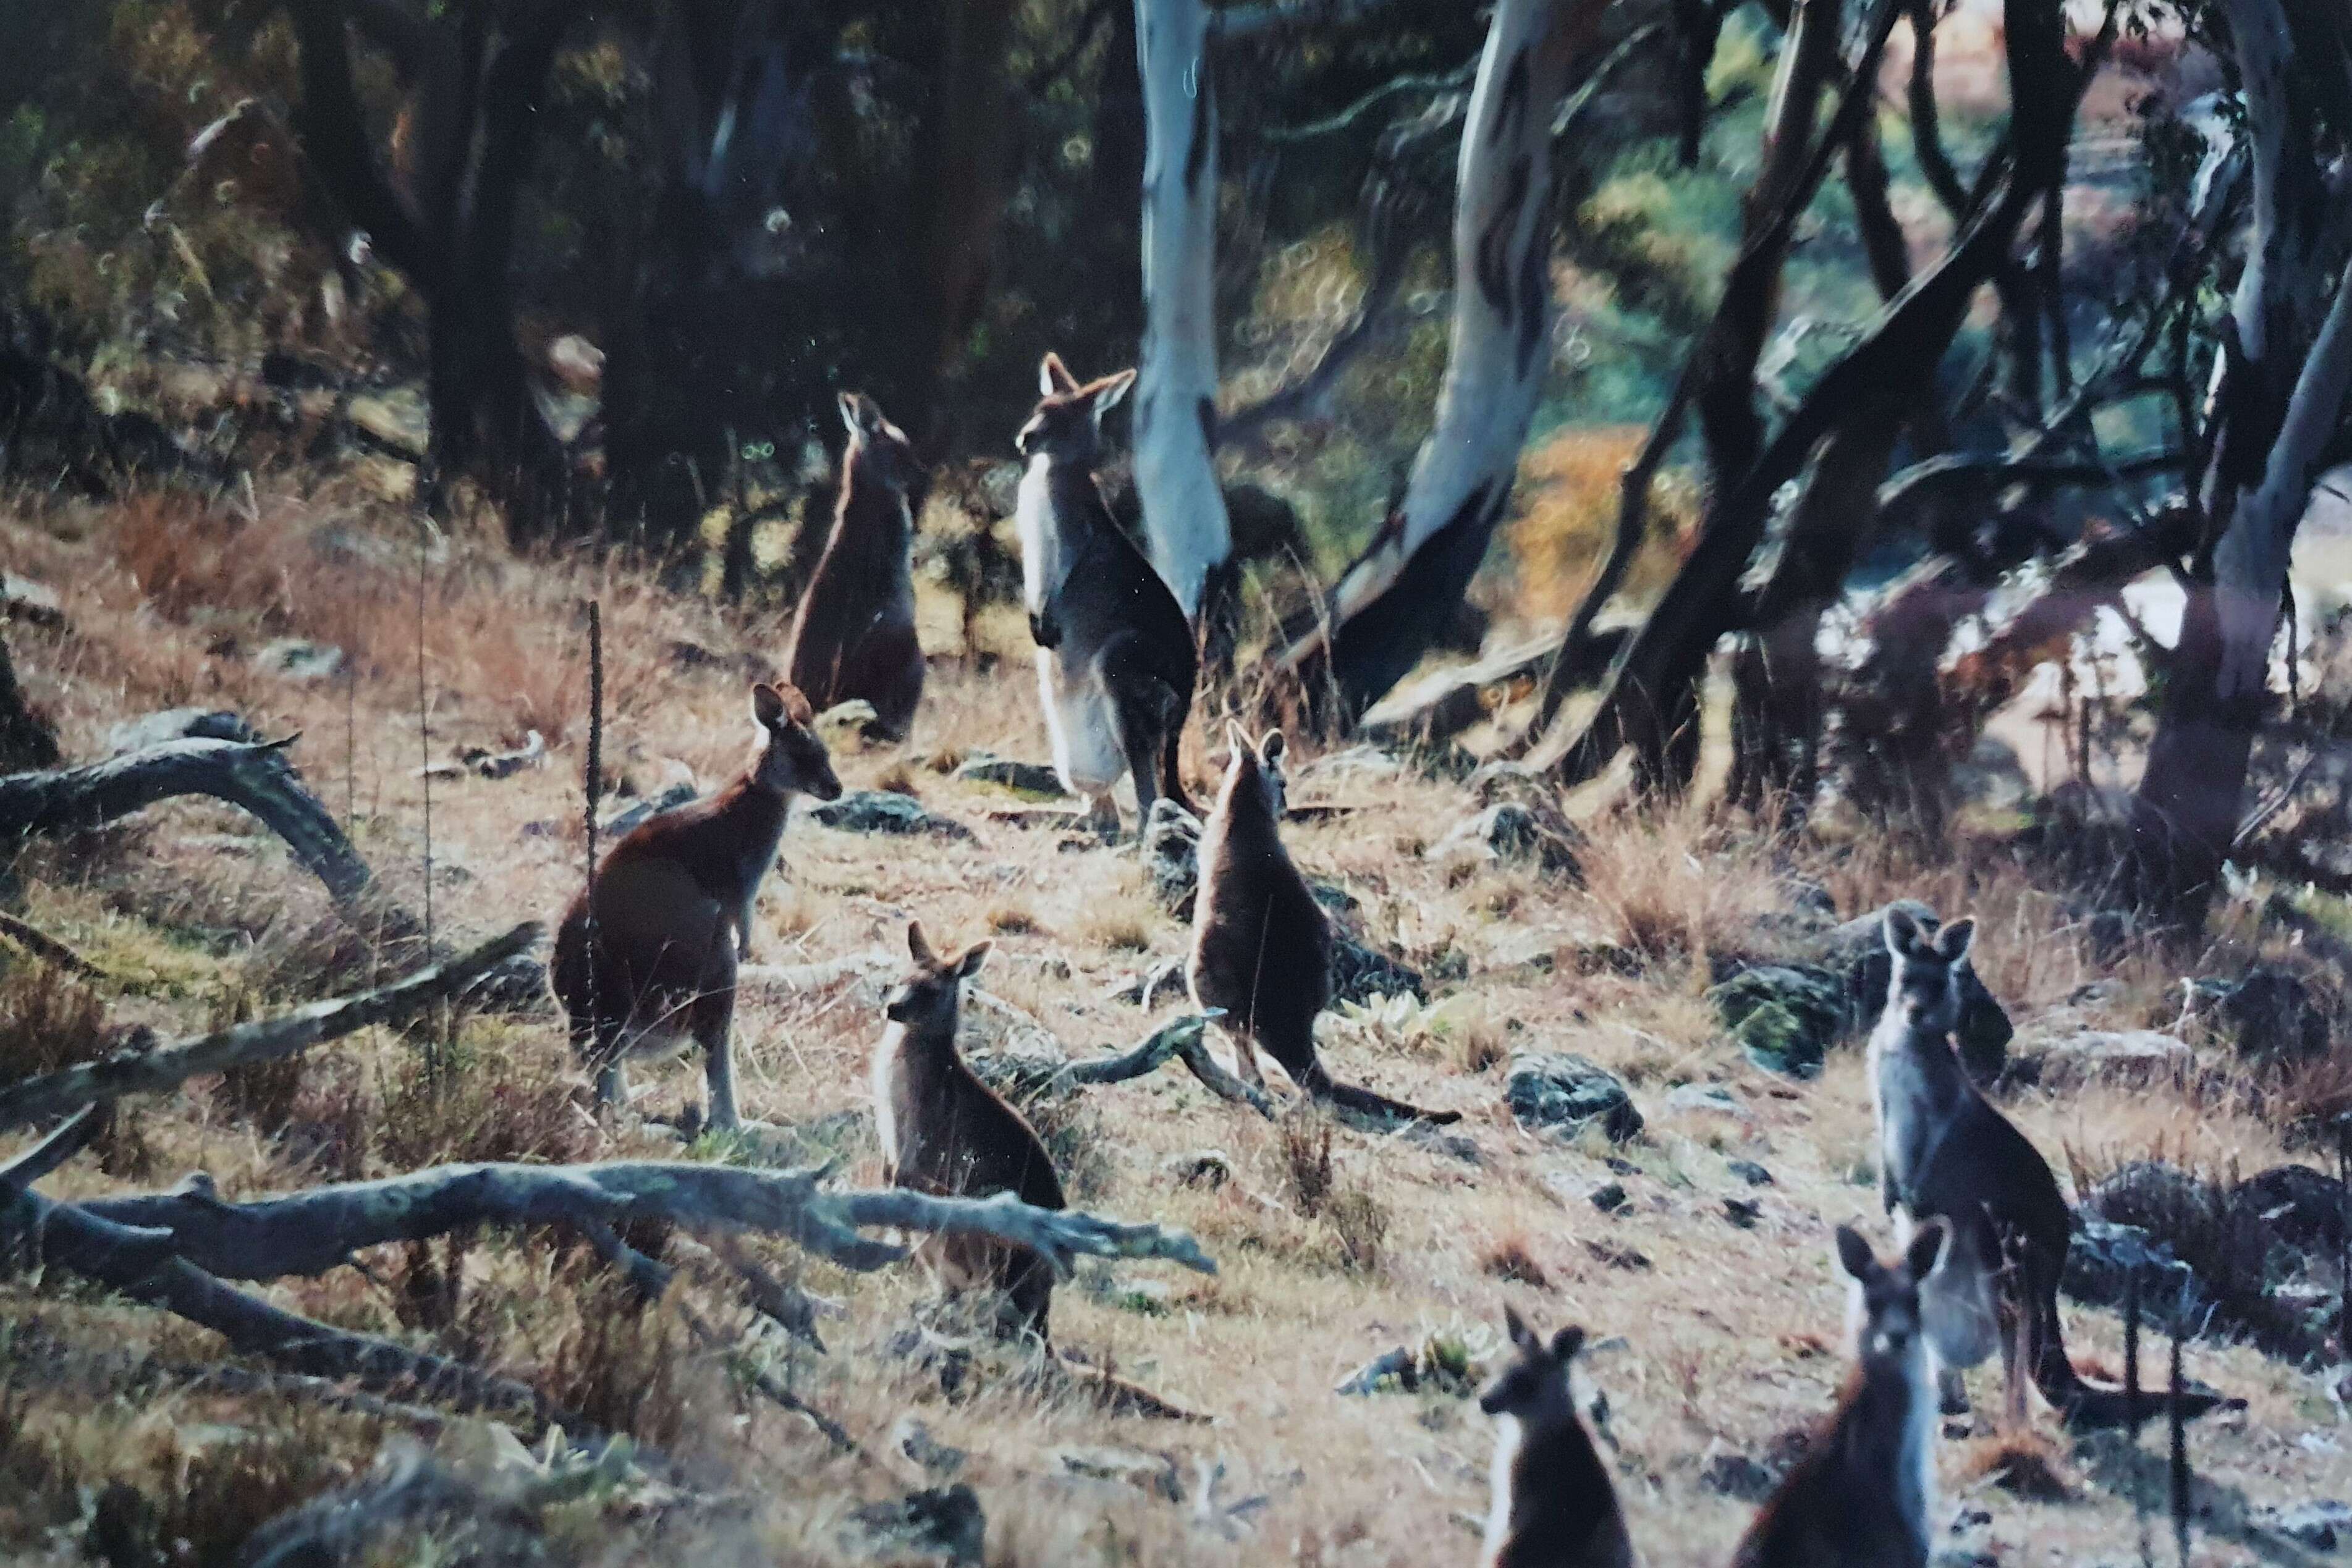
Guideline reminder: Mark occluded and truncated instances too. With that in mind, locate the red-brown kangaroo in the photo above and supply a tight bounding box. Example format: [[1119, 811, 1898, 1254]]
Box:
[[549, 682, 841, 1131], [1869, 907, 2232, 1428], [1013, 352, 1196, 833], [871, 919, 1065, 1339], [783, 390, 927, 740], [1731, 1222, 1948, 1568], [1188, 722, 1459, 1125], [1478, 1309, 1636, 1568]]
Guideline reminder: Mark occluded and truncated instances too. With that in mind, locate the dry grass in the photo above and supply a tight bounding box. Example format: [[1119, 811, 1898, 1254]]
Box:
[[0, 959, 112, 1085], [1504, 426, 1698, 624], [1955, 1428, 2076, 1501], [1, 481, 2342, 1567]]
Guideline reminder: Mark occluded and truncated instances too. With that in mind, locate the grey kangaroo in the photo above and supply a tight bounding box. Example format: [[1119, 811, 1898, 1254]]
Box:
[[1188, 722, 1459, 1125], [1478, 1309, 1636, 1568], [1869, 906, 2230, 1427], [1731, 1221, 1948, 1568], [783, 390, 926, 739], [1013, 352, 1196, 832], [550, 682, 842, 1131]]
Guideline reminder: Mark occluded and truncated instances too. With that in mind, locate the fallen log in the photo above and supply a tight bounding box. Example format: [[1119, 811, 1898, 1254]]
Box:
[[72, 1157, 1217, 1283], [0, 923, 538, 1133]]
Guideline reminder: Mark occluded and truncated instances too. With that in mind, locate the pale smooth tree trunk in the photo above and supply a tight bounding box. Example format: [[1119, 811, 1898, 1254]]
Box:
[[1274, 0, 1601, 725], [1132, 0, 1232, 623], [2131, 0, 2352, 921]]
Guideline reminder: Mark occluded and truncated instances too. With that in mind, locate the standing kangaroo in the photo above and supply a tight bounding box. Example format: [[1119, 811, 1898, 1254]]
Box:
[[871, 920, 1066, 1339], [1188, 722, 1459, 1124], [1732, 1221, 1949, 1568], [783, 390, 926, 739], [1013, 352, 1196, 832], [1869, 907, 2230, 1427], [1478, 1309, 1636, 1568], [549, 682, 842, 1131]]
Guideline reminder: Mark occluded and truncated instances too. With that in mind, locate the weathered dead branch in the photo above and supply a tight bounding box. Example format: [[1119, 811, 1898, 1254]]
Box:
[[0, 924, 538, 1134], [72, 1157, 1217, 1283], [1052, 1008, 1274, 1115]]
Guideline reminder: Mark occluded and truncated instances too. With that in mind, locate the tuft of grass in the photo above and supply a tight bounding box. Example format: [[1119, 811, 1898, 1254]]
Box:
[[1274, 1113, 1336, 1216], [1481, 1233, 1552, 1289], [0, 960, 112, 1085], [986, 904, 1043, 936], [376, 1026, 594, 1172], [538, 1273, 696, 1448]]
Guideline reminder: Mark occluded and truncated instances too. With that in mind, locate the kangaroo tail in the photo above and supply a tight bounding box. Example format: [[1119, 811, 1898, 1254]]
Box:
[[1158, 724, 1195, 819], [2029, 1291, 2236, 1429], [1298, 1061, 1461, 1125], [1054, 1350, 1212, 1423]]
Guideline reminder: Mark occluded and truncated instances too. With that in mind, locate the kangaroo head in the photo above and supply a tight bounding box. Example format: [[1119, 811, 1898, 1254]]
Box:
[[838, 391, 924, 497], [748, 681, 843, 801], [885, 919, 993, 1031], [1479, 1305, 1586, 1423], [1881, 906, 1976, 1035], [1219, 721, 1288, 819], [1013, 352, 1135, 466], [1836, 1220, 1947, 1368]]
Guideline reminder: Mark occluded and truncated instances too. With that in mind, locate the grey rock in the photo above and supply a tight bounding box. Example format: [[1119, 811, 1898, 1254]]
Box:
[[1054, 1447, 1183, 1502], [1589, 1181, 1630, 1214], [1426, 801, 1583, 879], [1665, 1082, 1751, 1120], [1330, 937, 1426, 1005], [1142, 798, 1202, 917], [890, 1418, 967, 1477], [1505, 1052, 1643, 1144], [600, 781, 697, 837], [953, 750, 1068, 798], [1722, 1197, 1762, 1229], [255, 637, 346, 683], [2265, 1499, 2352, 1549], [1, 572, 64, 628], [2012, 1029, 2194, 1090], [1726, 1158, 1775, 1187], [843, 1486, 986, 1566], [1707, 964, 1846, 1079], [2199, 966, 2329, 1067], [807, 789, 978, 842]]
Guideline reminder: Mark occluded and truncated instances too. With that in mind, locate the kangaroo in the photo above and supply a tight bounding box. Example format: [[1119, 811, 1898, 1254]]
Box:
[[1732, 1221, 1948, 1568], [1013, 352, 1196, 832], [1188, 722, 1459, 1125], [1869, 906, 2231, 1428], [782, 390, 926, 739], [1478, 1309, 1636, 1568], [871, 919, 1066, 1340], [549, 682, 842, 1131]]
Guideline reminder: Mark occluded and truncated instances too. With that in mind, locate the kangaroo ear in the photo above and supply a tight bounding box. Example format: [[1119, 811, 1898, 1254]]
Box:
[[1504, 1304, 1537, 1353], [1086, 368, 1136, 415], [1834, 1224, 1877, 1282], [956, 940, 994, 979], [1883, 906, 1924, 959], [1935, 916, 1976, 966], [839, 390, 882, 438], [1259, 730, 1287, 769], [1039, 353, 1078, 397], [1905, 1218, 1950, 1281], [907, 919, 936, 966], [751, 682, 786, 728], [773, 683, 814, 726], [1549, 1325, 1586, 1362], [1224, 719, 1251, 762]]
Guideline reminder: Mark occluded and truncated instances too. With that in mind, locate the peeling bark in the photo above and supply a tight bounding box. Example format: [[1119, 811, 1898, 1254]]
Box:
[[1133, 0, 1235, 623], [1272, 0, 1607, 728]]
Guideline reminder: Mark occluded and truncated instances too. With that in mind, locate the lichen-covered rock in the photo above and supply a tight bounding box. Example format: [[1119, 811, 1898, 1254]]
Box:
[[1330, 937, 1426, 1005], [806, 789, 977, 842], [2010, 1029, 2194, 1090], [1141, 798, 1201, 917], [843, 1485, 986, 1566], [1426, 801, 1582, 878], [1504, 1052, 1643, 1143], [952, 750, 1068, 798], [1707, 964, 1847, 1079], [2189, 966, 2330, 1067]]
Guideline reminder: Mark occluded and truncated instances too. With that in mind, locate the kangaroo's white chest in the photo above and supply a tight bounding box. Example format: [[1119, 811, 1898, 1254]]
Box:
[[871, 1024, 907, 1174], [1870, 1028, 1944, 1186], [1893, 1351, 1939, 1549], [1482, 1414, 1520, 1564], [1014, 457, 1060, 615], [1034, 649, 1125, 794]]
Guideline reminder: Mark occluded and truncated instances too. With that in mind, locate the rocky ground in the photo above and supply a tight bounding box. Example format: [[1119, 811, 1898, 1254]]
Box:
[[4, 483, 2352, 1566]]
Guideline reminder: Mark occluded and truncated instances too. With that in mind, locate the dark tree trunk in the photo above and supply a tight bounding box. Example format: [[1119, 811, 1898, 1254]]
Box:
[[287, 0, 573, 541]]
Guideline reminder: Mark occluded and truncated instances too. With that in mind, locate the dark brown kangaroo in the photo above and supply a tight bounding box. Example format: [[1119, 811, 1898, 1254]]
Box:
[[1869, 906, 2232, 1428], [871, 919, 1065, 1339], [1478, 1310, 1636, 1568], [1188, 722, 1458, 1125], [1732, 1222, 1948, 1568], [549, 682, 842, 1131], [1013, 352, 1196, 832], [784, 391, 926, 739]]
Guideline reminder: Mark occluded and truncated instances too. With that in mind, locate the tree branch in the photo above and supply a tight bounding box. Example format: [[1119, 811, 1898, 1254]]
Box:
[[0, 924, 539, 1134], [72, 1158, 1219, 1284]]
